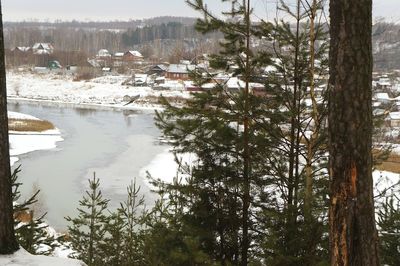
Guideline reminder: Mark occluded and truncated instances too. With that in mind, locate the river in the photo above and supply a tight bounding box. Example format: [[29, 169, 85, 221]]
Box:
[[8, 100, 167, 231]]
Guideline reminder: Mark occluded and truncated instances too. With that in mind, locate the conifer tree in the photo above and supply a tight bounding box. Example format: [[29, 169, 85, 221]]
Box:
[[116, 179, 146, 265], [257, 1, 330, 263], [378, 194, 400, 265], [329, 0, 379, 263], [66, 173, 109, 266], [0, 0, 19, 254], [142, 194, 216, 266], [12, 167, 63, 256], [155, 0, 282, 264], [101, 212, 125, 265]]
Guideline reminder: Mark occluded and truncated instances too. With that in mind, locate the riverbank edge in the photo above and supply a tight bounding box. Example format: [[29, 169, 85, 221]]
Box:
[[7, 96, 164, 112]]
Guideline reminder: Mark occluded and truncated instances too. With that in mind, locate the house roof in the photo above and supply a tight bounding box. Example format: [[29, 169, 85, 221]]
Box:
[[87, 59, 102, 68], [97, 49, 111, 57], [374, 92, 390, 100], [125, 50, 143, 58], [32, 43, 53, 50], [389, 112, 400, 120], [151, 64, 168, 71], [14, 47, 31, 52], [32, 43, 53, 55], [114, 52, 124, 57], [167, 64, 196, 74]]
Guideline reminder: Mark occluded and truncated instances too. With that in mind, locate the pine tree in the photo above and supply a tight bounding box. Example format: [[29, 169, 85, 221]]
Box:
[[378, 194, 400, 265], [66, 173, 109, 266], [12, 166, 63, 256], [256, 1, 330, 263], [0, 0, 19, 254], [101, 212, 125, 265], [116, 179, 146, 265], [329, 0, 379, 264], [154, 0, 286, 264], [141, 194, 216, 266]]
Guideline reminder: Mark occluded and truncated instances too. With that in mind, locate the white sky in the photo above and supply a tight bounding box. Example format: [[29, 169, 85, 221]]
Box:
[[2, 0, 399, 22]]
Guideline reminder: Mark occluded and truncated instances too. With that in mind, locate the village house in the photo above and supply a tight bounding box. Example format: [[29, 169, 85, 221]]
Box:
[[147, 64, 168, 76], [123, 50, 144, 62], [373, 92, 391, 104], [32, 43, 54, 67], [387, 112, 400, 127], [113, 52, 124, 67], [94, 49, 113, 68], [375, 75, 392, 91], [96, 49, 112, 59], [165, 64, 196, 80], [8, 47, 32, 66], [32, 43, 54, 55]]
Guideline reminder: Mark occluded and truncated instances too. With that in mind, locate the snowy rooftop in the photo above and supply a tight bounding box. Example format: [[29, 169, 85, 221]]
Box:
[[32, 43, 54, 55], [97, 49, 111, 57], [167, 64, 196, 74], [374, 92, 390, 100], [15, 47, 31, 52], [389, 112, 400, 120], [126, 50, 143, 57]]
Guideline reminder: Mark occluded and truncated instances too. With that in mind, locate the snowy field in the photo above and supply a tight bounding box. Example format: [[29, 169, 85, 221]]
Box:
[[6, 71, 191, 109], [8, 111, 63, 166]]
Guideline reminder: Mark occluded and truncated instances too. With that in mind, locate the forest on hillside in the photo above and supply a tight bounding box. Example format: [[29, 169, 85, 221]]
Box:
[[4, 17, 400, 70]]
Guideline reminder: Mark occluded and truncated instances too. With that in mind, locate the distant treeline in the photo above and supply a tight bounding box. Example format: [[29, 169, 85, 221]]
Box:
[[3, 18, 220, 60], [4, 16, 197, 30], [372, 22, 400, 70], [121, 22, 219, 46], [9, 18, 400, 71]]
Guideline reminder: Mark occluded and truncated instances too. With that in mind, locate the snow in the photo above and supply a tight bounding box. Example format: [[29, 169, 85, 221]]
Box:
[[127, 50, 143, 57], [388, 111, 400, 120], [7, 111, 63, 167], [96, 49, 111, 57], [374, 92, 390, 100], [374, 170, 400, 196], [0, 248, 86, 266], [6, 72, 191, 108], [8, 111, 40, 121], [140, 148, 196, 186]]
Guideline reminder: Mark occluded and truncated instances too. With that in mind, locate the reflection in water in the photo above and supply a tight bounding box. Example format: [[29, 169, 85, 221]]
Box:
[[122, 109, 140, 117], [7, 100, 165, 231], [74, 107, 98, 117], [9, 101, 21, 113]]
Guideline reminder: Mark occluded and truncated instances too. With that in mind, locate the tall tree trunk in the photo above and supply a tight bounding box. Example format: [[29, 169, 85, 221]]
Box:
[[285, 0, 302, 256], [0, 0, 19, 254], [305, 0, 318, 221], [241, 0, 251, 264], [328, 0, 379, 264]]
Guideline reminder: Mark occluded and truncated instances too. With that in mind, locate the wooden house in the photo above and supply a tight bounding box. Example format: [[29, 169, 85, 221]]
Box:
[[165, 64, 195, 80], [123, 50, 144, 62]]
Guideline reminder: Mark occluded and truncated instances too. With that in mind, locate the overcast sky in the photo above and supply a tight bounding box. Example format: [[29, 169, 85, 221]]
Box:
[[2, 0, 400, 22]]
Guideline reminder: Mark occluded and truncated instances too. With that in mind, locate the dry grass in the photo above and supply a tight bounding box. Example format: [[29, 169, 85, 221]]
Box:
[[376, 152, 400, 173], [73, 72, 95, 81], [8, 118, 55, 132]]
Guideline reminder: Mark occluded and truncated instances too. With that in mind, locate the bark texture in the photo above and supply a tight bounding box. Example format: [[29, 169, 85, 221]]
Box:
[[329, 0, 379, 265], [0, 1, 19, 254]]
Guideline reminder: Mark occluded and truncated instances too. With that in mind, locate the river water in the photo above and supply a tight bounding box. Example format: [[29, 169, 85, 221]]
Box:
[[8, 101, 167, 231]]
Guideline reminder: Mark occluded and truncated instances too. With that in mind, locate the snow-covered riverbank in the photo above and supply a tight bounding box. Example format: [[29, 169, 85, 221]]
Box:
[[8, 111, 63, 166], [6, 72, 190, 109]]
